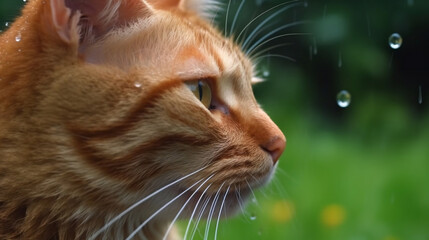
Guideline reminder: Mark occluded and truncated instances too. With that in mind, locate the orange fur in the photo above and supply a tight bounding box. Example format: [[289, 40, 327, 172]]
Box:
[[0, 0, 286, 239]]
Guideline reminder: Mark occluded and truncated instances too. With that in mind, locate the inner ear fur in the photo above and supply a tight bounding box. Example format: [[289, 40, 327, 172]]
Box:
[[45, 0, 152, 45]]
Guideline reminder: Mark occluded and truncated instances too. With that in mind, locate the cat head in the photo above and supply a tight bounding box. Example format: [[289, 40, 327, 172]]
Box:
[[1, 0, 285, 226]]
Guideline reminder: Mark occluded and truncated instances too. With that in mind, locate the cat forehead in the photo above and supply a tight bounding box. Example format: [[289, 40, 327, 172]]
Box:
[[173, 40, 247, 80], [99, 13, 252, 77]]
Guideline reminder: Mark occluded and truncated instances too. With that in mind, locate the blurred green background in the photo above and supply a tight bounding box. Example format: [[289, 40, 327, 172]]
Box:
[[1, 0, 428, 240]]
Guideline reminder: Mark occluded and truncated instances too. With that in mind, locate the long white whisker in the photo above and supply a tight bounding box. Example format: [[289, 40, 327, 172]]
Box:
[[125, 178, 205, 240], [246, 180, 258, 205], [203, 183, 225, 240], [183, 183, 213, 240], [247, 24, 310, 56], [236, 0, 299, 42], [251, 43, 292, 61], [89, 167, 206, 240], [254, 54, 297, 64], [276, 167, 298, 184], [162, 175, 214, 240], [190, 196, 212, 240], [229, 0, 246, 36], [214, 185, 231, 240], [235, 185, 246, 215], [224, 0, 232, 36], [242, 21, 277, 51], [272, 176, 288, 199], [242, 2, 302, 50]]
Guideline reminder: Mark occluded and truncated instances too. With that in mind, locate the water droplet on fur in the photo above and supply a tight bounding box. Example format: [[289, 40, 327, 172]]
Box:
[[18, 49, 22, 52], [252, 197, 257, 203], [418, 85, 422, 104], [23, 0, 27, 2], [389, 33, 402, 49], [15, 33, 22, 42], [250, 213, 257, 221], [337, 90, 351, 108], [134, 82, 142, 88], [5, 22, 10, 28]]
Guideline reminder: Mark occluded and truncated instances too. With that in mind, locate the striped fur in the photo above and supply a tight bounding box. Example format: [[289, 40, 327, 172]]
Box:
[[0, 0, 286, 239]]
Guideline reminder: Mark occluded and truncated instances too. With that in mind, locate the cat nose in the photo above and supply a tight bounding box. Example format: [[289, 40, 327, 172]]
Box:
[[261, 135, 286, 164]]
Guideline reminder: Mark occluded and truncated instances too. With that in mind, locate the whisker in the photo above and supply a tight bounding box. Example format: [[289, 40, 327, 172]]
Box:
[[247, 25, 311, 56], [89, 167, 206, 240], [236, 0, 299, 43], [224, 0, 232, 36], [214, 185, 231, 240], [276, 167, 299, 184], [254, 54, 297, 64], [250, 43, 292, 61], [229, 0, 246, 36], [210, 2, 225, 25], [246, 180, 259, 206], [242, 21, 277, 51], [125, 178, 205, 240], [183, 183, 213, 240], [250, 174, 268, 199], [162, 175, 214, 240], [190, 196, 212, 240], [203, 182, 225, 240], [235, 185, 245, 214], [272, 176, 289, 199], [242, 2, 303, 50]]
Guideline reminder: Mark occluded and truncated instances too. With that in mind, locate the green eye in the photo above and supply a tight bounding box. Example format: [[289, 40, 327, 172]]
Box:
[[186, 80, 212, 108]]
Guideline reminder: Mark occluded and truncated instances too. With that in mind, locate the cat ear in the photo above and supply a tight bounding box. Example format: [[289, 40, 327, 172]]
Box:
[[146, 0, 220, 19], [44, 0, 153, 45]]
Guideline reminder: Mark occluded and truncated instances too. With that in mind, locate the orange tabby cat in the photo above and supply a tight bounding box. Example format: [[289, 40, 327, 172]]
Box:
[[0, 0, 286, 239]]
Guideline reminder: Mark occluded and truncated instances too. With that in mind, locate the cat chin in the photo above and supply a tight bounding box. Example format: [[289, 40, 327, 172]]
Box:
[[176, 187, 252, 219], [176, 167, 278, 220]]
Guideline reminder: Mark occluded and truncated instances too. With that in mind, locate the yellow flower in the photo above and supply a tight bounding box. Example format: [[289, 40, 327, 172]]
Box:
[[271, 200, 294, 223], [321, 204, 346, 228]]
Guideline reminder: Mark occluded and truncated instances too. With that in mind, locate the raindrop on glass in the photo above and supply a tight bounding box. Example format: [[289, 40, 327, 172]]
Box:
[[15, 33, 22, 42], [337, 90, 351, 108], [418, 85, 422, 104], [134, 82, 142, 88], [250, 213, 257, 221], [389, 33, 402, 49], [338, 51, 342, 68]]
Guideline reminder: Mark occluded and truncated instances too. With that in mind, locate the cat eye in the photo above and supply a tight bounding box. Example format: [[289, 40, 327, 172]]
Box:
[[186, 80, 212, 109]]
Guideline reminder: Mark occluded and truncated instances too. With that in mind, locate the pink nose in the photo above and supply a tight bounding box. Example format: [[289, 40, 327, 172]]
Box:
[[261, 136, 286, 164]]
